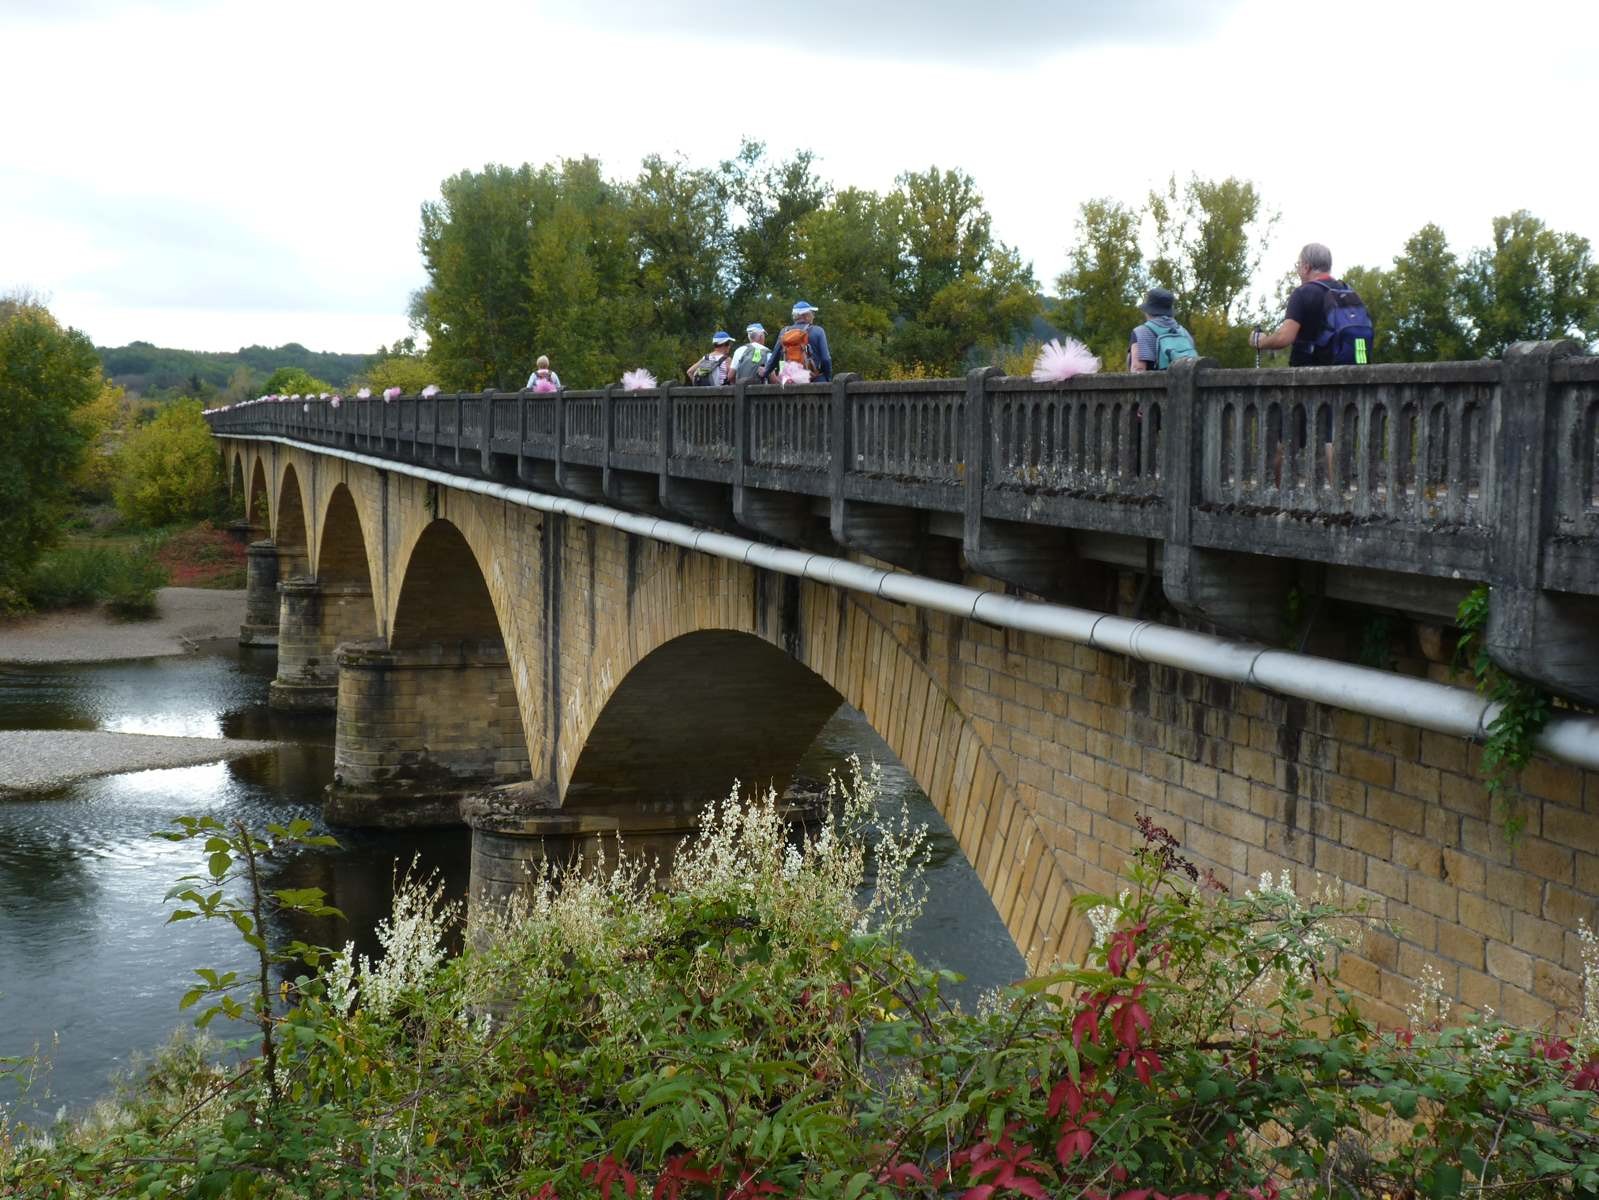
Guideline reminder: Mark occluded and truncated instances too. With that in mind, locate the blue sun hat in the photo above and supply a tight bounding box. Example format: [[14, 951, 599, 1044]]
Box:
[[745, 322, 765, 335], [791, 300, 817, 318], [711, 331, 734, 345]]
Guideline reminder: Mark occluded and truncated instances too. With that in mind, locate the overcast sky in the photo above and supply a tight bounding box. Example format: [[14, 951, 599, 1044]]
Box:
[[3, 0, 1595, 353]]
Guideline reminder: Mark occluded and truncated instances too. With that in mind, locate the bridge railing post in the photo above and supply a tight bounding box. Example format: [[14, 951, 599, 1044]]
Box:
[[480, 389, 495, 475], [601, 383, 618, 494], [453, 393, 465, 468], [552, 388, 568, 491], [732, 378, 749, 491], [961, 366, 997, 545]]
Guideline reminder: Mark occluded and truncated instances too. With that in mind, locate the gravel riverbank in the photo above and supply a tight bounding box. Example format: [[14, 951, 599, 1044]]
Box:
[[0, 587, 246, 663], [0, 730, 278, 791]]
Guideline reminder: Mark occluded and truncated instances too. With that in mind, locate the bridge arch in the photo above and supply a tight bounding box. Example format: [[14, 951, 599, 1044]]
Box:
[[247, 456, 270, 532], [391, 518, 508, 651], [554, 541, 1078, 971], [564, 629, 844, 811], [315, 485, 377, 591], [274, 462, 309, 567]]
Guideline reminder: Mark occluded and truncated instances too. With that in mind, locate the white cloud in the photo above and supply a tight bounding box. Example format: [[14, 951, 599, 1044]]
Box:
[[2, 0, 1594, 352]]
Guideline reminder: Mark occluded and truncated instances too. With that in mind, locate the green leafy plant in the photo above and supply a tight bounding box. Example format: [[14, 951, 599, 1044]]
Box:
[[1455, 583, 1553, 839], [10, 775, 1599, 1197], [154, 815, 342, 1109]]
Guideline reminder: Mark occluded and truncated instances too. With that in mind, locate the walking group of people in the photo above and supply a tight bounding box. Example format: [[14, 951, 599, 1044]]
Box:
[[525, 244, 1372, 391], [1126, 242, 1374, 372], [682, 300, 833, 388]]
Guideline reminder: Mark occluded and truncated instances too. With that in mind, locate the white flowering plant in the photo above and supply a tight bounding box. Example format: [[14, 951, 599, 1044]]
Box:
[[12, 794, 1599, 1197]]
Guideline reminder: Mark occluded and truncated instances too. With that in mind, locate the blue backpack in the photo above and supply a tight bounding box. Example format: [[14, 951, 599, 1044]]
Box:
[[1141, 320, 1198, 369], [1309, 280, 1374, 365]]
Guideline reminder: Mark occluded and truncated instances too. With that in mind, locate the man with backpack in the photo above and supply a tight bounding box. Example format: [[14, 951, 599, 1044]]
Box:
[[730, 323, 772, 384], [773, 300, 832, 383], [1127, 287, 1198, 372], [1250, 243, 1375, 366]]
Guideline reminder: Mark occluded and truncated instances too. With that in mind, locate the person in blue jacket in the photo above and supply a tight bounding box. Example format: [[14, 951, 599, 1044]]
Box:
[[772, 301, 832, 382]]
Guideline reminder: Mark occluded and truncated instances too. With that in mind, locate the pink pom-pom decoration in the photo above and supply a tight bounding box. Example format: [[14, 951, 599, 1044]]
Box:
[[290, 393, 302, 401], [383, 387, 401, 402], [319, 392, 331, 401], [330, 396, 342, 408], [620, 368, 657, 391], [777, 362, 811, 386], [421, 384, 440, 398], [1031, 338, 1101, 383], [356, 387, 372, 399]]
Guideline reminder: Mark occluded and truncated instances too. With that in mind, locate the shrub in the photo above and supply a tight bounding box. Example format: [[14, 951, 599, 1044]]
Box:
[[18, 542, 168, 617], [112, 401, 222, 527], [7, 768, 1599, 1197]]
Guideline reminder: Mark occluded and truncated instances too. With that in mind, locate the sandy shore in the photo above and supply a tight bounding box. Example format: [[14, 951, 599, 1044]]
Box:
[[0, 730, 278, 792], [0, 587, 247, 663]]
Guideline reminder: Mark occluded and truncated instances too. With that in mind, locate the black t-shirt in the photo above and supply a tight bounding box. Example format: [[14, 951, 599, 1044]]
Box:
[[1285, 277, 1345, 366]]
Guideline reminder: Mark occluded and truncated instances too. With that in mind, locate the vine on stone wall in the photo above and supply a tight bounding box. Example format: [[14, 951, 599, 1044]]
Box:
[[1455, 584, 1553, 840]]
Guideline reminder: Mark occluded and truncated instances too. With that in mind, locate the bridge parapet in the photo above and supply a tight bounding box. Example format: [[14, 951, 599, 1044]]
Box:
[[208, 345, 1599, 702]]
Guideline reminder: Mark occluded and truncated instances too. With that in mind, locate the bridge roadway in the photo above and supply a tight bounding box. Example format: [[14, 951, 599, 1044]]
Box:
[[207, 343, 1599, 1027]]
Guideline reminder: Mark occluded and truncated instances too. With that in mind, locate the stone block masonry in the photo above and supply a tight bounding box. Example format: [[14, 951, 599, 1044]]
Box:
[[222, 435, 1599, 1027]]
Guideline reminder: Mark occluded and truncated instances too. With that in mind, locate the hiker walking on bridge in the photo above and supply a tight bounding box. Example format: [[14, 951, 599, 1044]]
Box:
[[774, 301, 832, 384], [731, 323, 772, 383], [1127, 288, 1198, 372]]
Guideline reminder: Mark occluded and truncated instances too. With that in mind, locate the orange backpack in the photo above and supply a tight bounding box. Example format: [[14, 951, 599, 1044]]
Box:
[[779, 325, 816, 371]]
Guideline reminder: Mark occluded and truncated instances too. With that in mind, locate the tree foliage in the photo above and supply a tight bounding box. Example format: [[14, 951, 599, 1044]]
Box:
[[411, 148, 1040, 390], [0, 300, 104, 588], [1460, 209, 1599, 356], [113, 400, 223, 526], [260, 366, 334, 397]]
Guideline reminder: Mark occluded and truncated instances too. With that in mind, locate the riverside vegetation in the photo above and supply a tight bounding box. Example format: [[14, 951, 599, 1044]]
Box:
[[4, 762, 1599, 1198]]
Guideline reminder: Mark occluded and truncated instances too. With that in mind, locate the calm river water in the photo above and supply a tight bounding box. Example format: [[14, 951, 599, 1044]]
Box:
[[0, 645, 1022, 1123]]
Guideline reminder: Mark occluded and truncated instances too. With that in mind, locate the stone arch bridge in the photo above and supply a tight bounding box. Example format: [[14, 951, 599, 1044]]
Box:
[[213, 345, 1599, 1027]]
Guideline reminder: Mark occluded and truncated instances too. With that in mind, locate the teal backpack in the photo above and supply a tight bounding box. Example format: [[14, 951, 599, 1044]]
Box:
[[1143, 320, 1198, 369]]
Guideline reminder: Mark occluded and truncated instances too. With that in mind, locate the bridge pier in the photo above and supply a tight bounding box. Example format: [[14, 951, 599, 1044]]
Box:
[[268, 578, 378, 711], [240, 540, 307, 647], [324, 638, 531, 828]]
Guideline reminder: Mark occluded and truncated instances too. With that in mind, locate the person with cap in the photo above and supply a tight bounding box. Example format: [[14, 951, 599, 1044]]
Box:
[[773, 300, 832, 383], [685, 331, 737, 386], [730, 323, 772, 384], [1127, 288, 1198, 372], [525, 354, 562, 391]]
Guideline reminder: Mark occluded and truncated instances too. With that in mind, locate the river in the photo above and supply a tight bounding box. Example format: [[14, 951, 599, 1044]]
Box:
[[0, 645, 1023, 1125]]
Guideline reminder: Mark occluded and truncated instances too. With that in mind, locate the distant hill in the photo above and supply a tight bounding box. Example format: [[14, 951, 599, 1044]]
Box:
[[97, 341, 376, 393]]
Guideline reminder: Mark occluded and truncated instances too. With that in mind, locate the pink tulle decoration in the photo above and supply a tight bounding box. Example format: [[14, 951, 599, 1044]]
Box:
[[421, 384, 440, 398], [330, 396, 342, 408], [534, 378, 558, 393], [1031, 338, 1101, 383], [290, 393, 302, 401], [621, 368, 657, 391], [383, 387, 401, 402], [777, 362, 811, 386], [356, 387, 372, 399], [319, 392, 331, 401]]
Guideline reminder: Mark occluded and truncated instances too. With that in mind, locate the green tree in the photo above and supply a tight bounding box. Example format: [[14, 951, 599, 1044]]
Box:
[[1345, 223, 1472, 363], [416, 164, 543, 391], [0, 300, 102, 588], [1460, 210, 1599, 356], [1148, 174, 1277, 322], [724, 139, 829, 320], [791, 187, 905, 379], [261, 366, 333, 396], [1055, 197, 1148, 367], [887, 167, 1041, 374], [113, 400, 222, 526]]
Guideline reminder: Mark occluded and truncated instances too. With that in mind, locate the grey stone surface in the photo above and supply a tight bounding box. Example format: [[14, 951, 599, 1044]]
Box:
[[0, 588, 247, 663], [0, 730, 276, 792]]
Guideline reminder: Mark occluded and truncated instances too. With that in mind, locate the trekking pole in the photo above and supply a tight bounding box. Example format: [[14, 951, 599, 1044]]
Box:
[[1252, 325, 1263, 369]]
